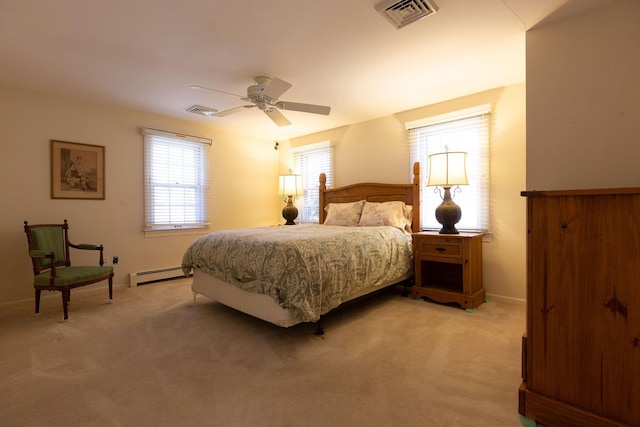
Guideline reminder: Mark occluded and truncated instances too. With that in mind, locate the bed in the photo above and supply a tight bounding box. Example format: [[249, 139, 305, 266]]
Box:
[[182, 162, 421, 332]]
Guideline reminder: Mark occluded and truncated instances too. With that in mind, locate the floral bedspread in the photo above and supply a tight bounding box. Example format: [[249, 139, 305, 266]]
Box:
[[181, 224, 413, 322]]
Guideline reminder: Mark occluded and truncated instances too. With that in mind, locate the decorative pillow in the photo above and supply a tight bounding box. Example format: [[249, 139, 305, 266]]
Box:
[[404, 204, 414, 233], [323, 200, 366, 226], [359, 201, 409, 232]]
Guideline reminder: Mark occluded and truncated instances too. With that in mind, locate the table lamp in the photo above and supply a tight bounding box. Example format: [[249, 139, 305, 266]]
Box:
[[427, 151, 468, 234], [278, 173, 303, 225]]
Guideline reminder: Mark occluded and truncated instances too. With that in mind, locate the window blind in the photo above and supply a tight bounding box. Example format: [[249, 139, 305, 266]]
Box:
[[143, 129, 210, 231], [293, 142, 334, 222], [408, 110, 490, 231]]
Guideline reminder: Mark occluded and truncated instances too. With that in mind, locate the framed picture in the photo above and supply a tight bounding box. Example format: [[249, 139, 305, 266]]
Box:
[[51, 140, 105, 200]]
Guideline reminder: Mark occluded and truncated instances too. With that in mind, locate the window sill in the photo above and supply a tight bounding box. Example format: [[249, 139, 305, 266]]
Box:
[[144, 227, 209, 238]]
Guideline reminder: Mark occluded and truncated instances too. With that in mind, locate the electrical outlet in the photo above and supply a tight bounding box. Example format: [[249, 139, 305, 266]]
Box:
[[112, 256, 119, 264]]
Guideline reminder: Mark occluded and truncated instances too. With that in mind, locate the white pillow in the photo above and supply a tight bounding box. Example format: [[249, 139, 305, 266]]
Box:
[[403, 204, 414, 233], [323, 200, 366, 226], [359, 201, 410, 232]]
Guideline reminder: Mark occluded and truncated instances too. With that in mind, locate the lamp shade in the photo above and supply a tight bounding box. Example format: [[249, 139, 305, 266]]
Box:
[[427, 151, 468, 187], [278, 174, 303, 197]]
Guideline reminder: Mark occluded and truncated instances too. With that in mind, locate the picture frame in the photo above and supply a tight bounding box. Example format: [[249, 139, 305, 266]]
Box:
[[51, 140, 105, 200]]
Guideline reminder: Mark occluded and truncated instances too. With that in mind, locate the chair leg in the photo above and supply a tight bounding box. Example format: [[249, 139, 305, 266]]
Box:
[[108, 277, 113, 300], [35, 289, 41, 314], [61, 288, 70, 320]]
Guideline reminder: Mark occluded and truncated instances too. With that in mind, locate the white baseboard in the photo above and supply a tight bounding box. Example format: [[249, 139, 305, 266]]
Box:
[[129, 266, 187, 287], [485, 293, 526, 305]]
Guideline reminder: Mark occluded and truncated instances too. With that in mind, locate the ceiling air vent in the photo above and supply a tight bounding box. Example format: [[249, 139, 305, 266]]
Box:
[[186, 105, 218, 116], [375, 0, 438, 29]]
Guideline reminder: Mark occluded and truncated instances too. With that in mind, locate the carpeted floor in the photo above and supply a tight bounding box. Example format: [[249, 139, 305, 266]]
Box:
[[0, 279, 526, 426]]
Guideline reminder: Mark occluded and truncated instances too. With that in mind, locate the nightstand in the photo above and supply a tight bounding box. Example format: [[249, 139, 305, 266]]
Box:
[[411, 231, 485, 309]]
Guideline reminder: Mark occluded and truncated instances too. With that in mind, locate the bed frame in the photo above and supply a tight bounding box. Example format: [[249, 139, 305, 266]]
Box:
[[192, 162, 421, 333], [319, 162, 421, 232]]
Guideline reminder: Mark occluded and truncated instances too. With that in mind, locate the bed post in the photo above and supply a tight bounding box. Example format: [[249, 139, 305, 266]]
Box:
[[412, 162, 421, 232], [319, 172, 327, 224]]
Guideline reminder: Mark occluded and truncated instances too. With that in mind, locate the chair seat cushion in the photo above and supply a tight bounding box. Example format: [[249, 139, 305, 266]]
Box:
[[34, 266, 113, 286]]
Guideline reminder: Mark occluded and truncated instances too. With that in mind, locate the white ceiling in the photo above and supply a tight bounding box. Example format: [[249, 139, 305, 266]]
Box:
[[0, 0, 612, 140]]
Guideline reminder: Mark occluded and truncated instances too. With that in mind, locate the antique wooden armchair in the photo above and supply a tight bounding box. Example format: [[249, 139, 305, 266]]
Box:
[[23, 219, 114, 320]]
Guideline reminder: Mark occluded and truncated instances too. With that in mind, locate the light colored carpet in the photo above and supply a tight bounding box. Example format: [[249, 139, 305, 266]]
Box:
[[0, 279, 525, 426]]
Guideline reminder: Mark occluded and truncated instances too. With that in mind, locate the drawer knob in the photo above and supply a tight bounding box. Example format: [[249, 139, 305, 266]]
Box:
[[435, 247, 446, 253]]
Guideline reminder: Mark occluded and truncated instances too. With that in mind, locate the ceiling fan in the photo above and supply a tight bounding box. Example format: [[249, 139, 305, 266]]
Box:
[[190, 76, 331, 127]]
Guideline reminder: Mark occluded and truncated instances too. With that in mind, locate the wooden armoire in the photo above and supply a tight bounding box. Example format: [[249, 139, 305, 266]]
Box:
[[519, 188, 640, 427]]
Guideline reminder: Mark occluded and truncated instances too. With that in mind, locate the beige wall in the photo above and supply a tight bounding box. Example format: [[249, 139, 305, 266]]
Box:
[[526, 0, 640, 190], [288, 84, 528, 301], [2, 82, 527, 306], [0, 86, 279, 305]]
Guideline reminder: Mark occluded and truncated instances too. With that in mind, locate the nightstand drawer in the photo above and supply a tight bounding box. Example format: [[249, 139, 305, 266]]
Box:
[[417, 239, 462, 260]]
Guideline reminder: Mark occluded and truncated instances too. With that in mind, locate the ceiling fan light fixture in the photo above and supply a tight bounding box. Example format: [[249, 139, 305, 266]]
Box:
[[375, 0, 438, 29]]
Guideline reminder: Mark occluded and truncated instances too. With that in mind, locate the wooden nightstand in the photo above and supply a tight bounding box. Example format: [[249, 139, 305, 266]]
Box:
[[411, 231, 485, 309]]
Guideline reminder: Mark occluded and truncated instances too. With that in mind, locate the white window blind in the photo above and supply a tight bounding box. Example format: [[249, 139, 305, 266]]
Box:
[[408, 108, 490, 231], [293, 142, 334, 223], [143, 128, 210, 231]]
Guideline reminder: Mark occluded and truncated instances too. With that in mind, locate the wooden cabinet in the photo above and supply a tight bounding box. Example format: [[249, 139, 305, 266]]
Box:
[[411, 232, 485, 309], [519, 188, 640, 427]]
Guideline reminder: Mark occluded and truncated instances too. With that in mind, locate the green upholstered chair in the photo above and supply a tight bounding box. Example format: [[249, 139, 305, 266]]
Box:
[[23, 219, 114, 320]]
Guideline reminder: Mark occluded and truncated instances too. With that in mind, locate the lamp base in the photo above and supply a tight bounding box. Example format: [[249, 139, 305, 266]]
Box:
[[437, 222, 460, 234], [435, 187, 462, 234], [282, 196, 298, 225]]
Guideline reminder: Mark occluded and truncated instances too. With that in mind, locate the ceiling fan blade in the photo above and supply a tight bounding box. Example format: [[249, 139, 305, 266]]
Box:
[[262, 77, 292, 100], [275, 101, 331, 115], [213, 105, 255, 117], [190, 85, 244, 99], [264, 108, 291, 127]]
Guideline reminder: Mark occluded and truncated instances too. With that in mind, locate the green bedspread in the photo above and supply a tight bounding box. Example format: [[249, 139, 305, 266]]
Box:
[[181, 224, 413, 322]]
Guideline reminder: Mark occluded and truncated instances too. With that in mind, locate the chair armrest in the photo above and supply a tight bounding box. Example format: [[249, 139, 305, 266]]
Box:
[[76, 244, 100, 250], [29, 250, 54, 259], [29, 250, 57, 277], [70, 243, 106, 266]]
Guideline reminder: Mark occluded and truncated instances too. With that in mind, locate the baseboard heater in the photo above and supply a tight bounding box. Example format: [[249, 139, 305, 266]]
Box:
[[129, 266, 189, 287]]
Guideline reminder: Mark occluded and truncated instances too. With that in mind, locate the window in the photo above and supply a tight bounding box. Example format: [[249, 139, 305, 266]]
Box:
[[408, 106, 490, 231], [292, 141, 334, 223], [143, 128, 210, 231]]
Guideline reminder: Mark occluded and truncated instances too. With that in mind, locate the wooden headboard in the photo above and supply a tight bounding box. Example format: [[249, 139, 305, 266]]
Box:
[[319, 162, 421, 232]]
